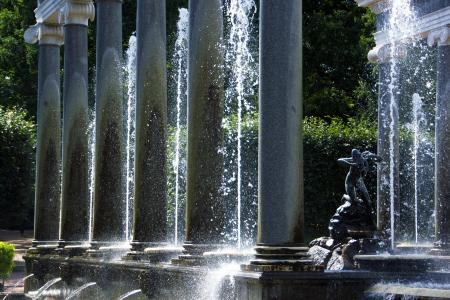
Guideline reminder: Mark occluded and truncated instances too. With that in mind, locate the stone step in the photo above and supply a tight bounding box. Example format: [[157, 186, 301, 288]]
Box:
[[366, 283, 450, 299]]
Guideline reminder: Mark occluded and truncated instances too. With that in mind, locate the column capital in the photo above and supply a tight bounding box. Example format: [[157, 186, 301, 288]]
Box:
[[427, 26, 450, 47], [63, 1, 95, 26], [25, 23, 64, 46], [368, 43, 407, 63], [355, 0, 387, 15]]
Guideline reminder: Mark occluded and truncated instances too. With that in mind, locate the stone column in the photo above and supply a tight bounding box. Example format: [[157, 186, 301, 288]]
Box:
[[244, 0, 318, 272], [429, 27, 450, 254], [182, 0, 225, 256], [26, 20, 63, 250], [92, 0, 127, 246], [129, 0, 168, 254], [59, 1, 95, 251]]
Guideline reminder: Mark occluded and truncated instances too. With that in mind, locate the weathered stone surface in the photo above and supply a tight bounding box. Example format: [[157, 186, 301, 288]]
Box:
[[34, 44, 61, 244], [257, 0, 304, 246], [329, 195, 375, 242], [309, 237, 338, 250], [132, 0, 168, 247], [93, 0, 126, 243], [60, 24, 90, 243], [184, 0, 226, 247], [309, 237, 383, 270], [327, 247, 346, 270], [434, 45, 450, 252], [308, 245, 332, 267]]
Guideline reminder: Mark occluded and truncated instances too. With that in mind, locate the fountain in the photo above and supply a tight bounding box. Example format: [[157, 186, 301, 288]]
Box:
[[21, 0, 450, 299], [171, 8, 189, 246], [65, 282, 96, 300]]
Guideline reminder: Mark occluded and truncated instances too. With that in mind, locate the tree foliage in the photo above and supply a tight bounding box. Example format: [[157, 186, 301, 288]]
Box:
[[0, 242, 14, 286], [303, 0, 377, 119], [0, 0, 37, 114], [0, 107, 35, 230], [0, 0, 376, 119]]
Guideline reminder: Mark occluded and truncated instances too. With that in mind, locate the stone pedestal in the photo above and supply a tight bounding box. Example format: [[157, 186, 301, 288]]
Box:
[[59, 1, 94, 249], [92, 0, 127, 246], [243, 0, 318, 272], [179, 0, 226, 258], [32, 23, 63, 250], [432, 43, 450, 255], [128, 0, 168, 257]]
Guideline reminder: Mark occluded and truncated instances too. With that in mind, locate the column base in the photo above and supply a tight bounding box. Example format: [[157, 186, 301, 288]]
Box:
[[395, 242, 433, 254], [241, 245, 324, 272], [28, 241, 59, 255], [86, 241, 131, 259], [123, 241, 182, 262], [428, 240, 450, 256], [171, 243, 232, 266], [55, 241, 90, 257]]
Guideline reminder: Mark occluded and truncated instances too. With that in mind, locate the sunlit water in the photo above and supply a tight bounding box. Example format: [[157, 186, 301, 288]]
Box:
[[201, 263, 240, 300], [118, 289, 142, 300], [1, 274, 34, 300], [65, 282, 96, 300], [29, 277, 62, 300], [88, 108, 96, 241], [384, 0, 436, 247], [172, 8, 189, 245], [223, 0, 258, 248], [125, 34, 137, 241], [386, 0, 417, 250]]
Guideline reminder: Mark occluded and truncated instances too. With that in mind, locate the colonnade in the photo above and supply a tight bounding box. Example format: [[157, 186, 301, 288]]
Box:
[[27, 0, 310, 266], [429, 28, 450, 253], [362, 0, 450, 253]]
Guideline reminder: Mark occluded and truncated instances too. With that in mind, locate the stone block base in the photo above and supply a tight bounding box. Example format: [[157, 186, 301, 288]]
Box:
[[123, 246, 182, 262]]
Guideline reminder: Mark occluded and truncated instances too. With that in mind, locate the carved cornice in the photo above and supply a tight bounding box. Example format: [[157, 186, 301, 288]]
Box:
[[35, 0, 66, 24], [366, 6, 450, 62], [63, 1, 95, 26], [24, 23, 64, 46], [367, 43, 407, 63], [374, 7, 450, 47], [355, 0, 388, 15], [427, 26, 450, 46]]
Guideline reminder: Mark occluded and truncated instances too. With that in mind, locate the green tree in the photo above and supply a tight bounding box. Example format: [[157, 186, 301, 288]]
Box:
[[303, 0, 377, 119], [0, 107, 36, 231], [0, 0, 38, 114], [0, 242, 14, 288]]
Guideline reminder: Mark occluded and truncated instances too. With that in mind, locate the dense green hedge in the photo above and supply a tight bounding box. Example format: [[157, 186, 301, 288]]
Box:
[[0, 106, 35, 231]]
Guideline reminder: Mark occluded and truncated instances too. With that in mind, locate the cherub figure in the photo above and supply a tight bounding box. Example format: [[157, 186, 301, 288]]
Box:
[[337, 149, 382, 219]]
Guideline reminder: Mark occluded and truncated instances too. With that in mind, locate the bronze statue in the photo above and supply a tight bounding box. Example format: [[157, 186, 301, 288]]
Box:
[[337, 149, 382, 219], [329, 149, 382, 242]]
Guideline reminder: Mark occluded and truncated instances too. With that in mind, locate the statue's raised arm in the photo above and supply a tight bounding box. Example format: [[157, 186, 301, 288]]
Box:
[[362, 151, 383, 163], [337, 157, 357, 168]]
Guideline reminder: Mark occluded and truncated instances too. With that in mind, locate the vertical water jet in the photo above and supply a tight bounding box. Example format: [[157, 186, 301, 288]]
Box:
[[172, 8, 189, 246], [225, 0, 258, 248], [125, 35, 137, 242]]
